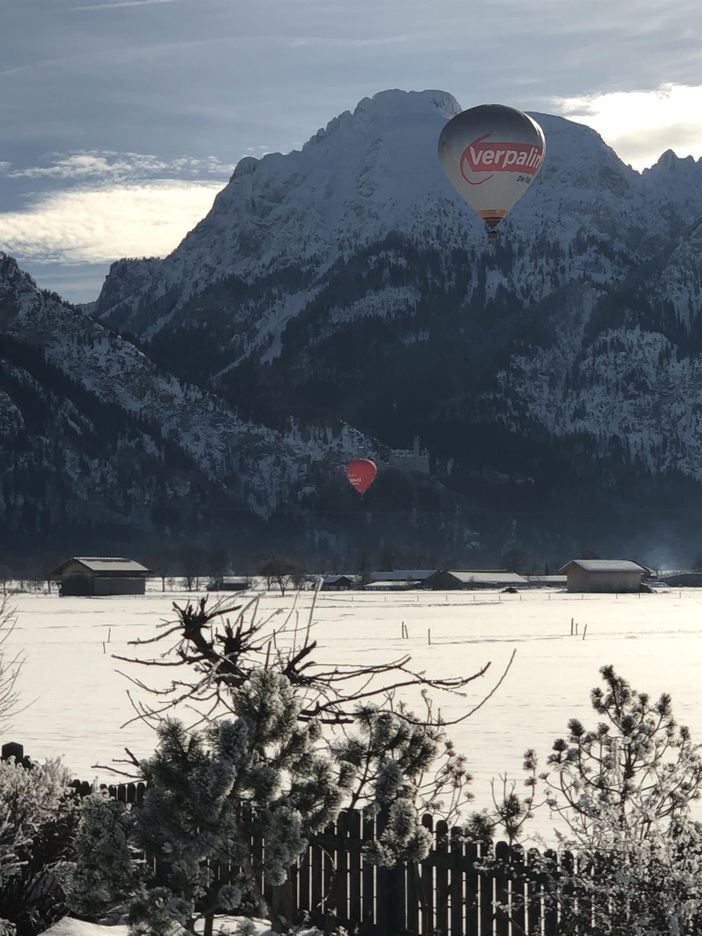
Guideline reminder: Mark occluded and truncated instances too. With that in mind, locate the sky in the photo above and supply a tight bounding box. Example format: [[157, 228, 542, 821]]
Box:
[[2, 0, 702, 302]]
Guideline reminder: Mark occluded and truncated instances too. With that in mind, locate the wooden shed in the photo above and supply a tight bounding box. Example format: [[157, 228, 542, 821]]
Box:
[[425, 570, 529, 590], [319, 575, 358, 591], [51, 557, 151, 596], [206, 576, 251, 592], [367, 570, 436, 588], [559, 559, 645, 593]]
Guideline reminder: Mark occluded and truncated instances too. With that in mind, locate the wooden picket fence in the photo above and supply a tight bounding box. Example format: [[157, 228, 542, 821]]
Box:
[[2, 742, 574, 935]]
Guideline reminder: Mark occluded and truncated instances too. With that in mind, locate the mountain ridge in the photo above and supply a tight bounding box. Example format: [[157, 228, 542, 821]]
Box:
[[8, 88, 702, 566]]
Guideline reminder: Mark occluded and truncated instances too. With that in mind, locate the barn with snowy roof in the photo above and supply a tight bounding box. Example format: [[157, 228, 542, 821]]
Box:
[[559, 559, 645, 593], [425, 570, 528, 590], [51, 557, 152, 596]]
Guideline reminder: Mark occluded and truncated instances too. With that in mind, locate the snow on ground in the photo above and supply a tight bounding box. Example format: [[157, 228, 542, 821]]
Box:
[[4, 587, 702, 840], [43, 916, 278, 935]]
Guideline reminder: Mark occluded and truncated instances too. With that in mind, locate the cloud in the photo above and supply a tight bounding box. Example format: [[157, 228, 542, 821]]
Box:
[[0, 181, 223, 264], [554, 83, 702, 169], [1, 151, 235, 182], [70, 0, 184, 10], [287, 34, 418, 49]]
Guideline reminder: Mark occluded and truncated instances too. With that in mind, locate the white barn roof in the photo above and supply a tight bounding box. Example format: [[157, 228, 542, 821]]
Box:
[[440, 571, 529, 585], [559, 559, 645, 574], [52, 557, 151, 575]]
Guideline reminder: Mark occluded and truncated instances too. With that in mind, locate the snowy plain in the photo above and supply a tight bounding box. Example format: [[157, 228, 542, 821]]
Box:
[[5, 585, 702, 843], [43, 915, 277, 936]]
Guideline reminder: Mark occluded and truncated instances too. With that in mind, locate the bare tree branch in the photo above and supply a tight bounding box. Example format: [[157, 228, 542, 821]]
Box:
[[115, 591, 512, 730]]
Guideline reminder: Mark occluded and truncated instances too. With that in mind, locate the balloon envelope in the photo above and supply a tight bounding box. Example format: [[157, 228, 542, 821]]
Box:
[[345, 459, 377, 496], [438, 104, 545, 239]]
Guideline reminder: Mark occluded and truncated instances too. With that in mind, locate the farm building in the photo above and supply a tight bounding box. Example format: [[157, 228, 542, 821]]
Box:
[[425, 570, 529, 590], [559, 559, 645, 593], [661, 572, 702, 587], [526, 574, 568, 588], [51, 557, 151, 596], [368, 570, 436, 588], [206, 576, 250, 592], [319, 575, 358, 591]]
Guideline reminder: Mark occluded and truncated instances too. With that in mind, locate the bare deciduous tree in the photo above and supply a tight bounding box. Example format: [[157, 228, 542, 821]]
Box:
[[113, 586, 513, 732], [0, 597, 23, 733]]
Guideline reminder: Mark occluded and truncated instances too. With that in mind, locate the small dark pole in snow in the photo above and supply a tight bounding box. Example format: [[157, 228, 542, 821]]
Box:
[[107, 627, 111, 643], [582, 624, 588, 640], [428, 628, 431, 645], [570, 618, 574, 635]]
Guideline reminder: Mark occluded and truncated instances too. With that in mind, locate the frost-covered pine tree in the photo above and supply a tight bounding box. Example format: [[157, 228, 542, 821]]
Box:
[[129, 669, 354, 936], [67, 791, 143, 921], [335, 702, 471, 867], [489, 666, 702, 935]]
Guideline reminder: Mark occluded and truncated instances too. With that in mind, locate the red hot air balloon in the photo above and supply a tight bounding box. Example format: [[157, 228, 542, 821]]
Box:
[[438, 104, 545, 240], [345, 459, 377, 496]]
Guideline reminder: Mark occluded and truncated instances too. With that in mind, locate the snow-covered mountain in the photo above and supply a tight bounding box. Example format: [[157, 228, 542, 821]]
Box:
[[89, 88, 702, 563], [2, 253, 447, 564], [15, 88, 702, 565]]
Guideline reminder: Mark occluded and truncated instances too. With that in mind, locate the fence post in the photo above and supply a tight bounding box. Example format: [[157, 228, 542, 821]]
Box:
[[361, 810, 375, 929], [494, 841, 510, 936], [526, 847, 543, 935], [377, 863, 406, 936], [376, 808, 406, 936], [420, 813, 434, 935], [450, 825, 464, 936], [434, 820, 450, 935], [542, 849, 559, 935]]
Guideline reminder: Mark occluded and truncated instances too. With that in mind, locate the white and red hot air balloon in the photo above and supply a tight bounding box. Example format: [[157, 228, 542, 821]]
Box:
[[438, 104, 545, 240]]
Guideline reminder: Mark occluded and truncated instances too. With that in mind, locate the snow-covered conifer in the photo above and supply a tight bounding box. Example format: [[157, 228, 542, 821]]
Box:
[[130, 670, 353, 934], [336, 703, 471, 867], [67, 791, 142, 920]]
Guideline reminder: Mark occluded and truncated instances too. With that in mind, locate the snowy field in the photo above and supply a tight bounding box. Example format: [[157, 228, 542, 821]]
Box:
[[5, 585, 702, 840]]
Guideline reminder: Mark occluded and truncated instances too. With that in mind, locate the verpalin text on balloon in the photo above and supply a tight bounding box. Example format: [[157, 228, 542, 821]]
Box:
[[460, 133, 543, 183]]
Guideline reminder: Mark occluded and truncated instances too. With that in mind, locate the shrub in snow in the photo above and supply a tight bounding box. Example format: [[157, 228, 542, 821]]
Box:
[[0, 756, 79, 936], [483, 666, 702, 934], [541, 665, 702, 839], [547, 812, 702, 935], [67, 791, 143, 920], [128, 886, 192, 936], [537, 666, 702, 935]]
